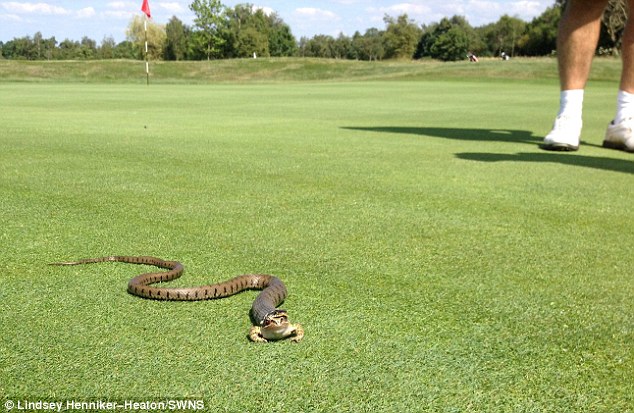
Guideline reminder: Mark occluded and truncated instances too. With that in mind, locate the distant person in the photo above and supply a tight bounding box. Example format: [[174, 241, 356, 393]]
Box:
[[543, 0, 634, 152], [467, 52, 479, 62], [501, 52, 510, 61]]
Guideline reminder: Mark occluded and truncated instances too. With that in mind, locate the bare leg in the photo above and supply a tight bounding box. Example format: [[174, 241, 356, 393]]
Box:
[[603, 0, 634, 152], [557, 0, 609, 90], [543, 0, 609, 151], [619, 0, 634, 92]]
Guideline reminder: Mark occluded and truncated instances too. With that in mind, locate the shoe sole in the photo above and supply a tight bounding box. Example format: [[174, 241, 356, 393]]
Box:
[[540, 143, 579, 152], [602, 140, 634, 153]]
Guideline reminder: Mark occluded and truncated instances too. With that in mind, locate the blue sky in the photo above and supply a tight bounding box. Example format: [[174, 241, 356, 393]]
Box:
[[0, 0, 554, 43]]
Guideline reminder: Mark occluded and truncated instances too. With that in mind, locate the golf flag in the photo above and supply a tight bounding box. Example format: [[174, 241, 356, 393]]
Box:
[[141, 0, 151, 18], [141, 0, 151, 85]]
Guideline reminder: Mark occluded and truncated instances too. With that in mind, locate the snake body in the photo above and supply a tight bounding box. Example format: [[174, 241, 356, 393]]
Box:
[[50, 255, 303, 342]]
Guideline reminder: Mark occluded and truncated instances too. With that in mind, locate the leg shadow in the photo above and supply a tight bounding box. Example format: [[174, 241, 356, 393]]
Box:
[[342, 125, 632, 174], [341, 126, 540, 145], [456, 152, 634, 175]]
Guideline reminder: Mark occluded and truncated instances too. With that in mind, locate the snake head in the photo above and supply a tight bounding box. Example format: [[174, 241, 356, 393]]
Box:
[[262, 309, 289, 327], [258, 309, 298, 341], [249, 310, 304, 343]]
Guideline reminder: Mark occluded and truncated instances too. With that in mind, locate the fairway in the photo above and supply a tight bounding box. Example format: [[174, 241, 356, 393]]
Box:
[[1, 72, 633, 411]]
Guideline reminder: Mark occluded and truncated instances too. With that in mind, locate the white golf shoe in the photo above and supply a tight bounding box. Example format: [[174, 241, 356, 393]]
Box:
[[603, 118, 634, 153], [542, 115, 582, 151]]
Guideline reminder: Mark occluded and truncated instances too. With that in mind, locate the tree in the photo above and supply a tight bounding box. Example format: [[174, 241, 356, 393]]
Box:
[[99, 36, 116, 59], [113, 41, 138, 59], [431, 26, 470, 61], [602, 0, 628, 53], [267, 12, 297, 57], [33, 32, 44, 59], [223, 4, 270, 57], [382, 14, 423, 59], [0, 33, 55, 60], [517, 5, 561, 56], [34, 32, 57, 60], [1, 1, 610, 60], [189, 0, 227, 60], [297, 36, 308, 57], [164, 16, 189, 60], [332, 33, 353, 59], [1, 37, 30, 59], [479, 15, 526, 57], [358, 28, 385, 61], [302, 34, 336, 58], [300, 27, 385, 60], [220, 5, 296, 58], [126, 15, 166, 59], [79, 36, 97, 59], [237, 26, 269, 57], [418, 16, 481, 61]]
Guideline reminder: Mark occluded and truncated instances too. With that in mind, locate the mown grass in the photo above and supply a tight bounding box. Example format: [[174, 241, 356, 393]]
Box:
[[0, 61, 632, 412]]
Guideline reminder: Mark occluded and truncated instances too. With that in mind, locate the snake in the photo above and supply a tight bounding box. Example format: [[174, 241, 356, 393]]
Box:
[[49, 255, 303, 343]]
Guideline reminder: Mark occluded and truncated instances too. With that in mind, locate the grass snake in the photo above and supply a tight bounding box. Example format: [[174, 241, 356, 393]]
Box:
[[50, 255, 303, 342]]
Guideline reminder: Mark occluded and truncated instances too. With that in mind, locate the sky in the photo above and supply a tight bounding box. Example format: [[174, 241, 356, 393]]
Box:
[[0, 0, 555, 44]]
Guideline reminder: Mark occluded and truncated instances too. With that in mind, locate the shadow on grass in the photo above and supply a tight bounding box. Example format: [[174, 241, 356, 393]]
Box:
[[342, 126, 633, 174], [341, 126, 541, 145], [456, 152, 634, 175]]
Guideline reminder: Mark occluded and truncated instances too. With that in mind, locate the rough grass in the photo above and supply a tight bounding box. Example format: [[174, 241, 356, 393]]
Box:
[[0, 62, 632, 412], [0, 56, 623, 84]]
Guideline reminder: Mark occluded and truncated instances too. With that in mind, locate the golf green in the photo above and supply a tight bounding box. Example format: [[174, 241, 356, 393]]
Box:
[[1, 77, 632, 411]]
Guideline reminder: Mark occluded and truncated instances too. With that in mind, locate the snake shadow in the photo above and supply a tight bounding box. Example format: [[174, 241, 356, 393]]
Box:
[[341, 126, 541, 145], [456, 152, 634, 175]]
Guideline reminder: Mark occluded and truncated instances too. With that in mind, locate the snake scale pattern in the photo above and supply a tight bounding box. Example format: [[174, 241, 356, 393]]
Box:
[[50, 255, 303, 342]]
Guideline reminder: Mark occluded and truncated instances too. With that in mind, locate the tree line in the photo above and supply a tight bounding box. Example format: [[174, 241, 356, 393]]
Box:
[[0, 0, 628, 62]]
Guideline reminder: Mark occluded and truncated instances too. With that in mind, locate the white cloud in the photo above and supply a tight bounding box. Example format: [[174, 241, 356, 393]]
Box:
[[294, 7, 339, 21], [158, 2, 185, 13], [467, 0, 501, 12], [463, 0, 544, 18], [378, 3, 432, 15], [0, 12, 22, 21], [1, 2, 70, 15], [331, 0, 362, 4], [252, 4, 274, 16], [359, 0, 550, 28], [76, 7, 96, 18], [107, 1, 129, 9], [103, 10, 136, 19], [364, 2, 433, 26], [459, 0, 549, 25], [507, 0, 544, 16]]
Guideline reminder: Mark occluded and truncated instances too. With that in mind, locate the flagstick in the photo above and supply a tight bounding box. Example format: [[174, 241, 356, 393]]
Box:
[[144, 17, 149, 86]]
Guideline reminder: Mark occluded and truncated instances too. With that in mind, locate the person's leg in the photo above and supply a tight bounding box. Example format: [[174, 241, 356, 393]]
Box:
[[604, 0, 634, 152], [557, 0, 608, 90], [619, 0, 634, 94], [543, 0, 608, 151]]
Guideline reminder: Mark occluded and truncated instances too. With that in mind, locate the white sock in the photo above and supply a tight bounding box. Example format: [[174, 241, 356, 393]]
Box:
[[558, 89, 584, 119], [615, 90, 634, 123]]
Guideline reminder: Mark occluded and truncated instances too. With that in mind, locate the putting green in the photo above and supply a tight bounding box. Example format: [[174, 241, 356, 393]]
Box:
[[1, 78, 632, 411]]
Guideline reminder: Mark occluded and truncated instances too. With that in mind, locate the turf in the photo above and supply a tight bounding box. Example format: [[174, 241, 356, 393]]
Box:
[[1, 64, 633, 412]]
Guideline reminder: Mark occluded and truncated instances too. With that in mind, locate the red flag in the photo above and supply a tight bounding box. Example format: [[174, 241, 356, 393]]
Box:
[[141, 0, 151, 18]]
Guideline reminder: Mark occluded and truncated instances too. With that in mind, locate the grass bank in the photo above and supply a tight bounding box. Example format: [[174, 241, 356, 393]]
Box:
[[0, 56, 623, 84]]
